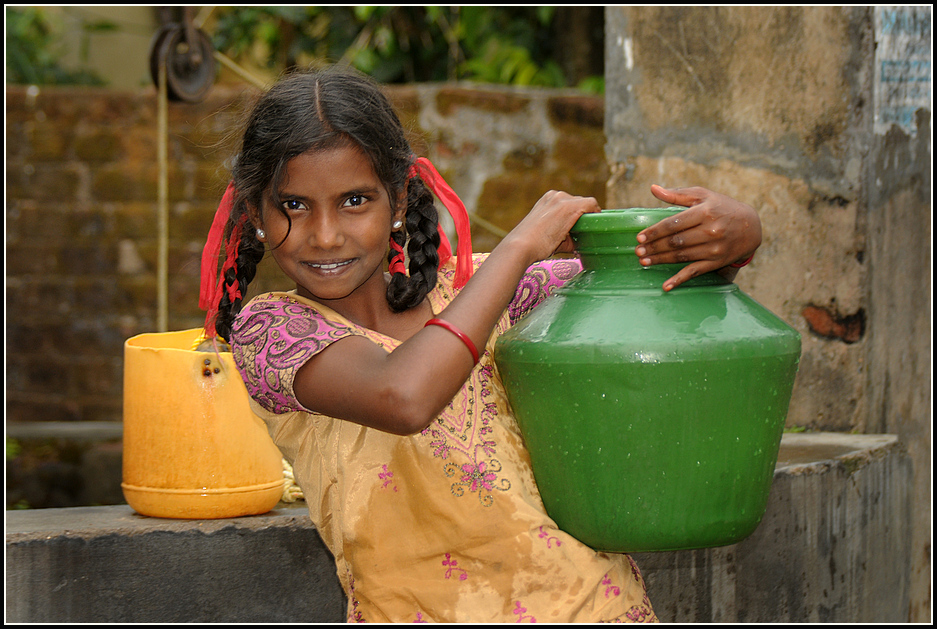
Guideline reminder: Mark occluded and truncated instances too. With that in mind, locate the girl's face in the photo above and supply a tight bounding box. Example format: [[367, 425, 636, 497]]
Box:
[[256, 144, 406, 307]]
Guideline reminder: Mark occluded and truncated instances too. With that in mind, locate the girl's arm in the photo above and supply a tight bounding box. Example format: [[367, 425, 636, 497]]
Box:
[[635, 185, 762, 292], [292, 190, 600, 436]]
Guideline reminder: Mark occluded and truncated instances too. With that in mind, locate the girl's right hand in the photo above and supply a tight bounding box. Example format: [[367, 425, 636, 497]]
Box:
[[504, 190, 602, 264]]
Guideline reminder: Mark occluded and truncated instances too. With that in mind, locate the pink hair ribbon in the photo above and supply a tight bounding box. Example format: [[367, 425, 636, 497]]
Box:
[[408, 156, 473, 289], [199, 181, 244, 339]]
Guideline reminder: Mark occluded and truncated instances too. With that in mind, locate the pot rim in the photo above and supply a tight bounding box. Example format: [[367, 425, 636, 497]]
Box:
[[572, 207, 683, 234]]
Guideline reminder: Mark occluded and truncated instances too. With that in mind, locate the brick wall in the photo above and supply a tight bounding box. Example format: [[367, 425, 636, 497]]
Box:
[[8, 85, 242, 425], [5, 83, 606, 427]]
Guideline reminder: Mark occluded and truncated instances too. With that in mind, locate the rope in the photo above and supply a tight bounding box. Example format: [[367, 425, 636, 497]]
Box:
[[157, 59, 169, 332], [281, 459, 305, 502], [468, 211, 508, 238], [213, 50, 269, 90]]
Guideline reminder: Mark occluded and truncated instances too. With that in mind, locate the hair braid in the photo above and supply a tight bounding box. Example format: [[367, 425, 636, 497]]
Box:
[[386, 175, 440, 312], [215, 217, 265, 342]]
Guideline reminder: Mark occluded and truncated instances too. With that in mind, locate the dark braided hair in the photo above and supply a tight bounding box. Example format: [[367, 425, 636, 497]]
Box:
[[387, 175, 441, 312], [213, 66, 443, 340], [214, 221, 265, 342]]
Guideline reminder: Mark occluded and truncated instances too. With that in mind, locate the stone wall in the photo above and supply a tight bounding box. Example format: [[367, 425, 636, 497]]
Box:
[[604, 6, 930, 621], [5, 81, 606, 429]]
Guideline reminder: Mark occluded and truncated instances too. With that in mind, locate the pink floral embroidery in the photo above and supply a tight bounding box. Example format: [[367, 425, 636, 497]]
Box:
[[625, 605, 652, 622], [423, 361, 510, 506], [379, 464, 398, 492], [624, 592, 655, 622], [462, 461, 495, 492], [627, 554, 644, 583], [347, 573, 365, 623], [444, 458, 510, 506], [513, 601, 537, 623], [414, 612, 427, 622], [538, 526, 562, 548], [602, 573, 621, 598], [442, 553, 468, 581]]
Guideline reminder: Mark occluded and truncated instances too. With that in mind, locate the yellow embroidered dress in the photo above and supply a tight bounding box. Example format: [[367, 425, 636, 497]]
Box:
[[231, 255, 657, 623]]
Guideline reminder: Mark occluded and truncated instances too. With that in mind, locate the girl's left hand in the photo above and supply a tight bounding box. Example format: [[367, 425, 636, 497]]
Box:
[[635, 184, 762, 291]]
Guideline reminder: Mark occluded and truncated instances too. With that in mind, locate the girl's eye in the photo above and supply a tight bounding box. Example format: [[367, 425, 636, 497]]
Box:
[[283, 199, 306, 211], [344, 194, 367, 208]]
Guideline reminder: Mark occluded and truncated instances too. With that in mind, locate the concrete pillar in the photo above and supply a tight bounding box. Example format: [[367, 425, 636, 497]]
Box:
[[604, 7, 930, 620]]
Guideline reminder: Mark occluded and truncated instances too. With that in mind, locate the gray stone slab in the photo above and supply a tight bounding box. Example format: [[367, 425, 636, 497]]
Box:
[[5, 504, 346, 623]]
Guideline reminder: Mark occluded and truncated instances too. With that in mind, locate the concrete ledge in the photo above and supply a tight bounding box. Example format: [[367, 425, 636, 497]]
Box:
[[5, 503, 346, 623], [6, 421, 123, 442], [5, 433, 910, 623]]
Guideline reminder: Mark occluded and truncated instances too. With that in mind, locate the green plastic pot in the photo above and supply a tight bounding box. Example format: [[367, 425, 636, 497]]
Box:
[[494, 208, 801, 552]]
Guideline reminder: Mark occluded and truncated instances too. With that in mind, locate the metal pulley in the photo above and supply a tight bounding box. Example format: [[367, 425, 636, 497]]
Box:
[[149, 21, 216, 103]]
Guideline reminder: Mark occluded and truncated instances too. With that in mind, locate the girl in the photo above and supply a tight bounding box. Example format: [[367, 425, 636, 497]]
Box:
[[201, 67, 761, 623]]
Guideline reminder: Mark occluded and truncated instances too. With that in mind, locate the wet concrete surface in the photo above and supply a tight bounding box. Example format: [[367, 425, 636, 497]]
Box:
[[774, 432, 898, 468]]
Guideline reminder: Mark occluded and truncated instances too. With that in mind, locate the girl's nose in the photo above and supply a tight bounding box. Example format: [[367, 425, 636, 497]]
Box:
[[311, 212, 344, 249]]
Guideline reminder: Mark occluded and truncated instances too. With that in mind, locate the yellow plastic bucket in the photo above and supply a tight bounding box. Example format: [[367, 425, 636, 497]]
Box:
[[122, 329, 284, 519]]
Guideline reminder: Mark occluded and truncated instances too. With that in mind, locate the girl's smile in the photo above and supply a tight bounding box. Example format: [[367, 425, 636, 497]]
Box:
[[255, 143, 406, 312], [305, 260, 354, 271]]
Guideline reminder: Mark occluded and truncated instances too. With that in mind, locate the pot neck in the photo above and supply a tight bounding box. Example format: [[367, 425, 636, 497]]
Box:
[[570, 208, 730, 289]]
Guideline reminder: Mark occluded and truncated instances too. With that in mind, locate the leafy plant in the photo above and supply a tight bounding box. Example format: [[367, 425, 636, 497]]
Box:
[[6, 6, 108, 86], [576, 76, 605, 95], [7, 436, 22, 460], [210, 6, 577, 88]]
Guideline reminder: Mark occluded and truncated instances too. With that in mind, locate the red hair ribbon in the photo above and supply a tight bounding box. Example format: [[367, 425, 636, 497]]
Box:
[[199, 181, 244, 339], [408, 156, 473, 289], [389, 238, 406, 275]]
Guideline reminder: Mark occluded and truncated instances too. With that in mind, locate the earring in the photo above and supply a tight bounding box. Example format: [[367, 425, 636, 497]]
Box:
[[392, 220, 403, 230], [256, 228, 266, 240]]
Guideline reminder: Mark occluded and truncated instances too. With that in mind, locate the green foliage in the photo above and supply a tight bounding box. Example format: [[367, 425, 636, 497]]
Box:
[[576, 76, 606, 96], [460, 38, 565, 87], [6, 6, 108, 86], [211, 6, 575, 88], [7, 436, 22, 460]]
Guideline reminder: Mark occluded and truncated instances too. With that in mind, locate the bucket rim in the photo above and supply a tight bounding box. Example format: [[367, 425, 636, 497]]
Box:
[[125, 328, 209, 352]]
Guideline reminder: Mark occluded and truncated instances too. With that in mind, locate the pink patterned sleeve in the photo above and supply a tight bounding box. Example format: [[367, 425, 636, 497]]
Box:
[[230, 294, 360, 415], [508, 258, 583, 326]]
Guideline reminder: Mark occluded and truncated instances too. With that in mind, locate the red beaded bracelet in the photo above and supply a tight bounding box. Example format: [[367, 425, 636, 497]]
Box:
[[730, 254, 754, 268], [425, 318, 480, 365]]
